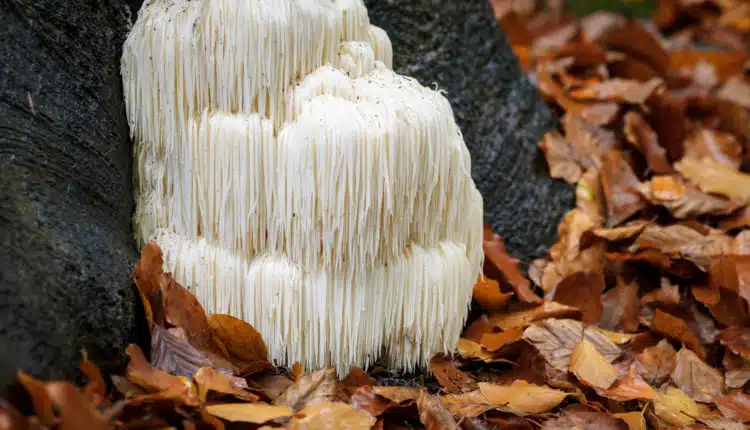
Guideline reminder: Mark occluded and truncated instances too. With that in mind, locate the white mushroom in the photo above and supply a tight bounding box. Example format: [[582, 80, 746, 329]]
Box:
[[122, 0, 484, 375]]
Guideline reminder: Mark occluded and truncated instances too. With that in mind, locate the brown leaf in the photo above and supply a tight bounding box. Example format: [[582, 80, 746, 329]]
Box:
[[637, 175, 739, 219], [478, 380, 569, 413], [551, 270, 605, 323], [675, 157, 750, 204], [709, 255, 750, 308], [646, 93, 688, 161], [274, 368, 341, 412], [614, 411, 647, 430], [205, 403, 292, 424], [641, 278, 681, 307], [599, 278, 640, 332], [483, 233, 543, 303], [133, 241, 167, 328], [562, 114, 616, 170], [455, 338, 500, 363], [537, 65, 620, 125], [720, 327, 750, 359], [720, 206, 750, 232], [538, 130, 583, 184], [207, 314, 268, 365], [522, 319, 621, 371], [472, 276, 513, 312], [341, 367, 376, 390], [635, 339, 677, 386], [44, 382, 112, 430], [683, 128, 744, 169], [288, 402, 376, 430], [417, 391, 458, 430], [562, 409, 630, 430], [650, 309, 706, 360], [716, 99, 750, 143], [669, 50, 747, 83], [429, 355, 477, 394], [570, 340, 619, 389], [480, 327, 524, 352], [601, 149, 646, 227], [150, 325, 218, 379], [598, 21, 670, 75], [463, 315, 497, 343], [598, 372, 655, 401], [491, 301, 580, 330], [624, 111, 672, 174], [440, 390, 495, 419], [717, 75, 750, 109], [79, 352, 106, 407], [124, 344, 198, 405], [570, 78, 664, 105], [633, 224, 733, 270], [715, 392, 750, 422], [251, 374, 295, 401], [194, 367, 259, 402], [373, 386, 421, 404], [588, 221, 648, 242], [16, 372, 58, 426], [670, 347, 725, 403], [653, 387, 700, 427], [576, 168, 606, 226]]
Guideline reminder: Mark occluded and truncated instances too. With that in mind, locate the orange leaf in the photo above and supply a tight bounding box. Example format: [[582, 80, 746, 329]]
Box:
[[417, 391, 458, 430], [194, 367, 259, 403], [675, 157, 750, 205], [570, 340, 619, 390], [670, 347, 724, 403], [205, 403, 292, 424], [480, 327, 524, 352], [490, 301, 580, 330], [601, 149, 646, 227], [538, 130, 583, 184], [623, 111, 671, 174], [551, 270, 605, 323], [598, 373, 655, 401], [16, 372, 58, 426], [428, 355, 477, 394], [650, 309, 706, 360], [720, 327, 750, 358], [635, 339, 676, 386], [80, 352, 106, 407], [44, 382, 112, 430], [207, 314, 269, 370], [483, 232, 543, 304], [472, 276, 513, 312], [715, 392, 750, 422], [124, 344, 198, 405], [478, 380, 569, 413]]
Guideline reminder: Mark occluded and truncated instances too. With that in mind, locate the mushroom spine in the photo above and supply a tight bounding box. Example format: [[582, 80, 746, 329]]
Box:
[[122, 0, 484, 375]]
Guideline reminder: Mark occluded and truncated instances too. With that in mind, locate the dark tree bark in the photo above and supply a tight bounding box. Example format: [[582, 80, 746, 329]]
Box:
[[364, 0, 574, 266], [0, 0, 146, 396]]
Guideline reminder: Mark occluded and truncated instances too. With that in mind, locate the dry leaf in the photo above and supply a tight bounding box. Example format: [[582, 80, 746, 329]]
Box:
[[480, 327, 524, 351], [599, 373, 655, 401], [133, 241, 167, 328], [455, 338, 499, 362], [428, 355, 477, 394], [646, 92, 688, 161], [462, 315, 496, 343], [576, 168, 606, 226], [599, 278, 640, 332], [417, 391, 458, 430], [653, 387, 700, 427], [490, 301, 580, 330], [669, 50, 747, 83], [675, 157, 750, 204], [598, 21, 670, 75], [563, 409, 630, 430], [207, 314, 268, 366], [538, 130, 583, 184], [479, 380, 569, 414], [372, 386, 421, 404], [562, 114, 615, 169], [194, 367, 259, 402], [16, 372, 58, 426], [650, 309, 706, 359], [717, 75, 750, 109], [483, 232, 543, 303], [670, 347, 725, 403], [601, 149, 646, 227], [522, 319, 621, 371], [570, 78, 664, 105], [536, 65, 620, 125], [715, 392, 750, 422], [614, 411, 647, 430], [150, 325, 217, 379], [472, 276, 513, 312], [570, 340, 619, 389], [205, 403, 292, 424], [44, 382, 112, 430], [274, 368, 340, 412], [635, 339, 677, 386], [440, 390, 495, 419], [720, 327, 750, 358], [551, 270, 605, 323], [636, 175, 739, 219], [623, 110, 672, 174], [349, 386, 405, 417], [288, 402, 375, 430], [641, 278, 681, 307], [682, 128, 743, 169], [79, 352, 106, 407], [124, 344, 197, 404], [341, 367, 376, 390]]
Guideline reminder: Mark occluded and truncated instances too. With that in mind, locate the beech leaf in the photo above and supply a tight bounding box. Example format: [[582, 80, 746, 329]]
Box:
[[417, 391, 458, 430], [428, 355, 477, 394], [570, 340, 619, 389], [205, 403, 292, 424], [288, 402, 375, 430], [670, 347, 725, 403], [675, 157, 750, 204], [479, 380, 569, 414], [635, 339, 677, 386], [274, 368, 341, 412]]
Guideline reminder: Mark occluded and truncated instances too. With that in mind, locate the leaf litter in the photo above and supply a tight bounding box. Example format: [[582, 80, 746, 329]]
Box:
[[5, 1, 750, 429]]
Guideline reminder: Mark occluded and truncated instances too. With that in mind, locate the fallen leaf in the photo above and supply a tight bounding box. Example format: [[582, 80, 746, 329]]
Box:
[[720, 327, 750, 358], [479, 380, 569, 414], [205, 403, 292, 424], [288, 402, 375, 430], [480, 327, 524, 351], [150, 325, 217, 379], [570, 340, 619, 389], [715, 392, 750, 422], [490, 301, 580, 330], [716, 99, 750, 143], [523, 319, 621, 371], [650, 309, 706, 360], [483, 233, 543, 303], [551, 270, 605, 323], [562, 114, 616, 170], [675, 157, 750, 204], [701, 417, 748, 430], [601, 149, 646, 227], [576, 168, 606, 226], [570, 78, 664, 105], [717, 75, 750, 109], [349, 386, 406, 417], [641, 278, 681, 307], [564, 409, 630, 430], [194, 367, 259, 402], [79, 352, 106, 407], [417, 391, 458, 430], [614, 411, 647, 430], [274, 368, 341, 412], [598, 21, 670, 75], [588, 222, 648, 242], [124, 344, 197, 405], [428, 355, 477, 394], [669, 50, 747, 83], [653, 387, 700, 427], [682, 128, 743, 169], [133, 241, 167, 328], [623, 110, 672, 174], [440, 390, 495, 419], [599, 373, 655, 401], [538, 130, 583, 184], [252, 374, 295, 401], [670, 347, 725, 403], [635, 339, 677, 386], [455, 338, 499, 362], [44, 382, 112, 430], [16, 372, 57, 426], [646, 93, 688, 161], [537, 65, 620, 125], [709, 255, 750, 308], [636, 175, 739, 219], [341, 367, 376, 390], [372, 386, 421, 404], [462, 315, 496, 343], [599, 278, 640, 332], [207, 314, 268, 366], [472, 276, 514, 312]]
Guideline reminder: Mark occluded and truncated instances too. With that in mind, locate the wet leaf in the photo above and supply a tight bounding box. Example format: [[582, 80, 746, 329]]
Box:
[[601, 149, 646, 227], [490, 301, 580, 330], [417, 391, 458, 430], [274, 368, 341, 412], [204, 403, 292, 424], [715, 392, 750, 422], [194, 367, 259, 402], [570, 340, 619, 389], [44, 382, 112, 430], [479, 380, 569, 414], [635, 339, 677, 386], [523, 319, 621, 371], [551, 270, 605, 323], [675, 157, 750, 204], [473, 276, 513, 312], [719, 327, 750, 358], [670, 347, 725, 403], [483, 232, 542, 303], [480, 327, 524, 352], [650, 309, 706, 360], [429, 355, 477, 394], [599, 278, 640, 332], [207, 314, 268, 366], [288, 402, 375, 430], [539, 130, 583, 184]]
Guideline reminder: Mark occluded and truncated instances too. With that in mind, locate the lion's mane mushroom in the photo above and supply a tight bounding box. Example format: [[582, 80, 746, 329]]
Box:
[[122, 0, 483, 375]]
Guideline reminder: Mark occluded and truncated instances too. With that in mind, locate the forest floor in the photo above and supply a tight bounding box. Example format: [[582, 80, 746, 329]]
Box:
[[4, 0, 750, 429]]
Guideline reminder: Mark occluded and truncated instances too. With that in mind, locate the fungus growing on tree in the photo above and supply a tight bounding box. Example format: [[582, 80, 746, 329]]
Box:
[[122, 0, 483, 375]]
